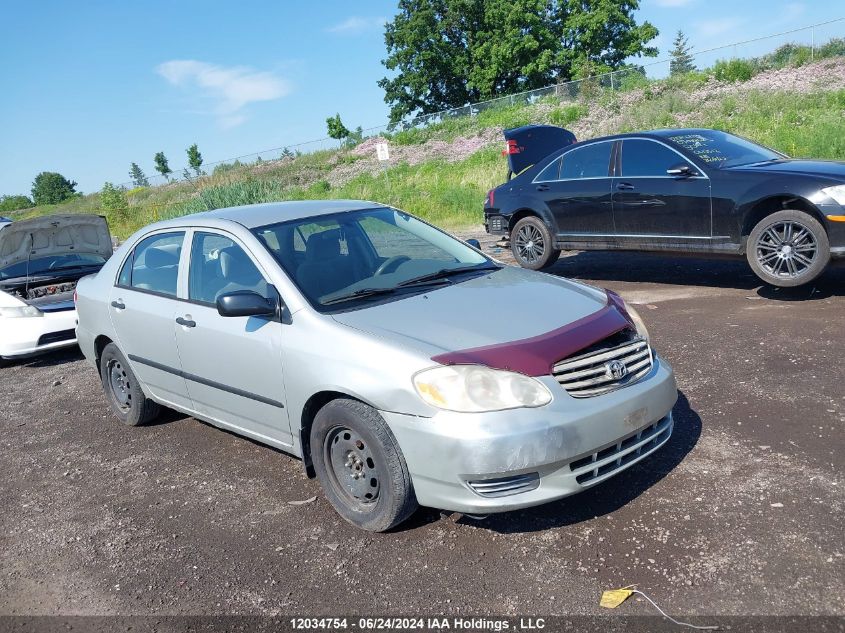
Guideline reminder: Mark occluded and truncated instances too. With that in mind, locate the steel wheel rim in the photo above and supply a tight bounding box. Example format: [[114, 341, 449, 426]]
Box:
[[515, 224, 545, 264], [107, 359, 131, 411], [755, 221, 818, 279], [323, 426, 380, 507]]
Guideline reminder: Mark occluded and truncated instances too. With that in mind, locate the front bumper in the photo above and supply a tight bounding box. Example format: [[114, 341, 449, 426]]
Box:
[[0, 310, 78, 359], [383, 356, 678, 514]]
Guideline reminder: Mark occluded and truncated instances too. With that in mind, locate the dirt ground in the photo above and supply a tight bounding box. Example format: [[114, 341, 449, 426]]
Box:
[[1, 233, 843, 624]]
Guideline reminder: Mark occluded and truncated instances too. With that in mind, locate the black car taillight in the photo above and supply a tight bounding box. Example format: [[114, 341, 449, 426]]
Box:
[[486, 189, 495, 208]]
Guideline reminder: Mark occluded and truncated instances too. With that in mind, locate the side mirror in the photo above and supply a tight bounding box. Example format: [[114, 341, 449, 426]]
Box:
[[217, 291, 277, 318], [466, 238, 481, 249], [666, 163, 695, 177]]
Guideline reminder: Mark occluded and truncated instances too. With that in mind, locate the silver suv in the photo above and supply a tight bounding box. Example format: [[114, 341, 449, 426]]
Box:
[[75, 201, 677, 531]]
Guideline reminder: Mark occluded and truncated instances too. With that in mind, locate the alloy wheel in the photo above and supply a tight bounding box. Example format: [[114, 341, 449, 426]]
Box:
[[515, 224, 546, 264], [324, 426, 380, 508], [754, 221, 818, 279]]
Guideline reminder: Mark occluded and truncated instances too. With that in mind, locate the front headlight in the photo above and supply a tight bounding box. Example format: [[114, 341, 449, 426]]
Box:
[[413, 365, 552, 412], [0, 305, 43, 318], [821, 185, 845, 206], [624, 303, 650, 342]]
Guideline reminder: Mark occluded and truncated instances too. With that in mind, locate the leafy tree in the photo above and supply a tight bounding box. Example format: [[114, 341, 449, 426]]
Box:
[[187, 143, 204, 175], [153, 151, 172, 181], [326, 113, 351, 142], [128, 162, 149, 187], [669, 30, 696, 76], [100, 182, 128, 214], [378, 0, 658, 123], [0, 195, 34, 212], [31, 172, 78, 205]]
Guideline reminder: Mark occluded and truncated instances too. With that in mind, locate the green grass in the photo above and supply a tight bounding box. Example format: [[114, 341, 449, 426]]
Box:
[[13, 51, 845, 240]]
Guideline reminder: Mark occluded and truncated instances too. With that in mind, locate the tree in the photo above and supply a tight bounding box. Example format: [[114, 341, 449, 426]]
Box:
[[326, 113, 351, 142], [0, 195, 33, 212], [128, 162, 149, 187], [669, 30, 696, 76], [153, 151, 172, 181], [378, 0, 659, 123], [186, 143, 204, 175], [100, 182, 128, 214], [31, 172, 78, 205]]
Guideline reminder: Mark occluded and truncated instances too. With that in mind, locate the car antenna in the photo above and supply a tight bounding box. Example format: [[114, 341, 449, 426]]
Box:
[[24, 232, 34, 297]]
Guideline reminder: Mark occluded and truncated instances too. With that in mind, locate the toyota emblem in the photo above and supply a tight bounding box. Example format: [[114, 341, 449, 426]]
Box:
[[605, 360, 628, 380]]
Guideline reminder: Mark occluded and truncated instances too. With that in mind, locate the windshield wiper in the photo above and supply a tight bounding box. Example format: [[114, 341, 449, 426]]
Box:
[[397, 264, 501, 288], [321, 287, 398, 305]]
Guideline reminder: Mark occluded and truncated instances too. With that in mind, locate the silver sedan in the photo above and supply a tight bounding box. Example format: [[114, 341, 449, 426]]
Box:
[[75, 201, 677, 531]]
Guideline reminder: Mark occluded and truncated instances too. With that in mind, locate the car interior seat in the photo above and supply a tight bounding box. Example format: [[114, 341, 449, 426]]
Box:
[[296, 229, 357, 300], [133, 244, 180, 294]]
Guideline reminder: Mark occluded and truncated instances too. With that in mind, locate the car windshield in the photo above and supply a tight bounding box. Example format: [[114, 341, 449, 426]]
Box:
[[0, 253, 106, 281], [666, 130, 784, 168], [253, 207, 496, 311]]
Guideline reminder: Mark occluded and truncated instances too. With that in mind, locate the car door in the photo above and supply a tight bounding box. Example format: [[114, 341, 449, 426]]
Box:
[[535, 140, 615, 238], [109, 231, 192, 409], [612, 138, 712, 241], [174, 229, 293, 448]]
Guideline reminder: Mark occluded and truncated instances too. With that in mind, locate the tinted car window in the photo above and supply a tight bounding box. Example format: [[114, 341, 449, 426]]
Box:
[[535, 157, 562, 182], [666, 130, 782, 168], [126, 232, 184, 296], [560, 143, 612, 179], [189, 232, 268, 304], [620, 139, 690, 177]]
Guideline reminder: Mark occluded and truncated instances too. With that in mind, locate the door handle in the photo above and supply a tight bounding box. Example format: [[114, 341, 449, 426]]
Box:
[[616, 182, 635, 191], [175, 316, 196, 328], [536, 184, 550, 192], [110, 300, 125, 309]]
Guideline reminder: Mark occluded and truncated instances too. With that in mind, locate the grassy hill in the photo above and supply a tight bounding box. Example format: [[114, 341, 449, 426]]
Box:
[[11, 54, 845, 240]]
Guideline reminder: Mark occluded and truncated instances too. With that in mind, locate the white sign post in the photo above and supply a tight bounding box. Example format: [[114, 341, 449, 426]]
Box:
[[375, 142, 391, 189]]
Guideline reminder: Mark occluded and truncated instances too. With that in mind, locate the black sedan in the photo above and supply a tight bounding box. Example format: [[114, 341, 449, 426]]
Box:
[[484, 126, 845, 287]]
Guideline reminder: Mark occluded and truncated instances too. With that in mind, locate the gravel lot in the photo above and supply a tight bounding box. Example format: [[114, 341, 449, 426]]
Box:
[[1, 235, 843, 624]]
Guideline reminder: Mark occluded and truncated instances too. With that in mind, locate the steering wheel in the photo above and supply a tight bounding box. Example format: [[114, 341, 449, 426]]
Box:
[[374, 255, 411, 276]]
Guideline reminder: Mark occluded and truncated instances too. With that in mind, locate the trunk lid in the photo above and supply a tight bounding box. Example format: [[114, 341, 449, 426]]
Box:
[[503, 125, 576, 177]]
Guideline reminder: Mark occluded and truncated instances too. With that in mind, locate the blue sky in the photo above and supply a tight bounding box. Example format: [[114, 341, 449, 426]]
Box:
[[0, 0, 841, 195]]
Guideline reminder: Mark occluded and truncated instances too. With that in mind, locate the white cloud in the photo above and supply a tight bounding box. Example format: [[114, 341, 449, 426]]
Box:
[[326, 16, 386, 34], [695, 17, 743, 38], [652, 0, 694, 6], [156, 60, 291, 128]]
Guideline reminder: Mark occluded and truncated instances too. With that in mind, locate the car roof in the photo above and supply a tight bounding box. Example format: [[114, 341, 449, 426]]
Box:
[[568, 128, 717, 145], [155, 199, 390, 231]]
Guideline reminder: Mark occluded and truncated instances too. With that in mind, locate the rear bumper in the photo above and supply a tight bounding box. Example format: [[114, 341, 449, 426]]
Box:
[[383, 355, 678, 514], [0, 310, 78, 358], [484, 213, 509, 236]]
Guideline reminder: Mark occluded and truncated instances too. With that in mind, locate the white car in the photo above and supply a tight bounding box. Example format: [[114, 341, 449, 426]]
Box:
[[0, 215, 112, 361]]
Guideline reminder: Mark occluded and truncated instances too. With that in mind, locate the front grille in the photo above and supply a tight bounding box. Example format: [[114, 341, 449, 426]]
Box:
[[467, 472, 540, 498], [570, 415, 672, 485], [552, 333, 653, 398], [37, 329, 76, 346]]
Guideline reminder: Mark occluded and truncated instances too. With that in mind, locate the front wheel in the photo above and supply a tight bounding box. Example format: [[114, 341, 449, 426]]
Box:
[[310, 398, 417, 532], [747, 210, 830, 287], [510, 216, 560, 270]]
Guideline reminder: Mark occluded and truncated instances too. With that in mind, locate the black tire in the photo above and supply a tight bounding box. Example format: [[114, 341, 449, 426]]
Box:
[[310, 398, 417, 532], [747, 210, 830, 288], [510, 216, 561, 270], [99, 343, 160, 427]]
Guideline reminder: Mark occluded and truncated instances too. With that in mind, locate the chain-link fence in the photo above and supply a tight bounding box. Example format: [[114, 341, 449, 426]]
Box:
[[116, 17, 843, 190]]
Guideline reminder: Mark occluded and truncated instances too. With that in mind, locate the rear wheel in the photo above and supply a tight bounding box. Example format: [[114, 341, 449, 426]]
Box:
[[99, 343, 160, 426], [511, 216, 560, 270], [310, 398, 417, 532], [747, 210, 829, 287]]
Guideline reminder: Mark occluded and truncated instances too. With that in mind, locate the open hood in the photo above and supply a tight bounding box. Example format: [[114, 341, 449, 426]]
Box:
[[0, 214, 112, 271], [503, 125, 576, 176]]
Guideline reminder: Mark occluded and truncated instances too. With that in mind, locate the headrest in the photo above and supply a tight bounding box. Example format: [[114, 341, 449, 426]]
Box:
[[306, 229, 341, 261], [219, 246, 259, 282], [144, 245, 179, 269]]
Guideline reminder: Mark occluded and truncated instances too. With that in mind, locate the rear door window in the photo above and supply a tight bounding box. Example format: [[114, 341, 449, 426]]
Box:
[[121, 232, 184, 297], [560, 142, 613, 179]]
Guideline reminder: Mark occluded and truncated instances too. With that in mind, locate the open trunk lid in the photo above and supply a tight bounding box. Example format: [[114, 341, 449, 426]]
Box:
[[502, 124, 577, 177], [0, 214, 112, 271]]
